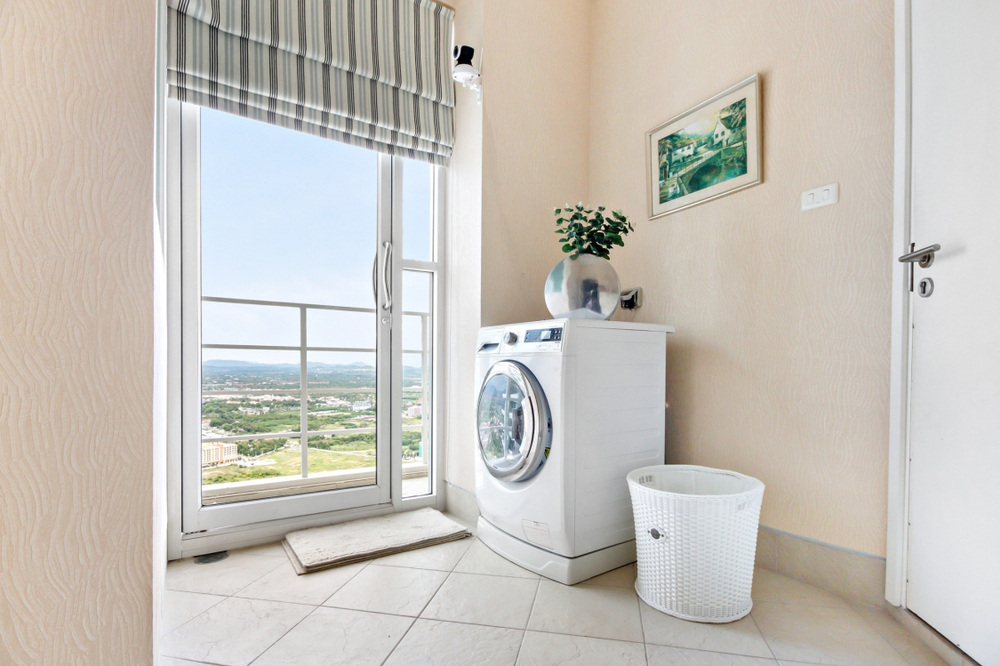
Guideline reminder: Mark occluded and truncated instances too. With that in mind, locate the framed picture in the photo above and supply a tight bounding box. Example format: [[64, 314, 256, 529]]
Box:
[[646, 74, 761, 219]]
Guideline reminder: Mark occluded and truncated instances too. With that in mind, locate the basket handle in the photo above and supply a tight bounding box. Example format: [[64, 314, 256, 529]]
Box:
[[648, 526, 667, 542]]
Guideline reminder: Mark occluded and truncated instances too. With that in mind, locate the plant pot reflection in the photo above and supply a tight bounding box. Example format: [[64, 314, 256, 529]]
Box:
[[544, 254, 621, 320]]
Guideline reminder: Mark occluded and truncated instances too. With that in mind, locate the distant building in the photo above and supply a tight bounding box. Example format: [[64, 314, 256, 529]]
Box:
[[713, 115, 742, 146], [406, 405, 422, 418], [671, 142, 695, 163], [352, 401, 372, 412], [202, 442, 239, 467]]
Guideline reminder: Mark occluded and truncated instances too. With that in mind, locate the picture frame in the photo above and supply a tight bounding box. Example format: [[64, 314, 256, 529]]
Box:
[[646, 74, 762, 219]]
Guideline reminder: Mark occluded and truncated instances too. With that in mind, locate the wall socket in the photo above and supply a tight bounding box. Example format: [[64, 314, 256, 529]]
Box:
[[801, 183, 839, 211]]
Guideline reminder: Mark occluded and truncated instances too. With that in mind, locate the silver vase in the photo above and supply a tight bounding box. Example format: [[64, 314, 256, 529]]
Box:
[[544, 254, 621, 320]]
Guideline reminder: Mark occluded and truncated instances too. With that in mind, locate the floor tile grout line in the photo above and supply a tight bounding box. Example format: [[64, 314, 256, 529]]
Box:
[[445, 568, 541, 582], [853, 612, 946, 666], [245, 602, 324, 666], [379, 585, 451, 666], [643, 639, 780, 661], [165, 599, 876, 666], [636, 588, 650, 665], [403, 612, 646, 641], [413, 568, 456, 620], [776, 661, 895, 666], [513, 578, 543, 664], [748, 611, 779, 660], [163, 588, 232, 600], [165, 553, 287, 600], [751, 599, 918, 664], [159, 596, 318, 657], [315, 560, 371, 607], [752, 599, 854, 609], [751, 597, 859, 611], [376, 615, 419, 666], [165, 558, 934, 666], [863, 623, 923, 666], [159, 592, 230, 639]]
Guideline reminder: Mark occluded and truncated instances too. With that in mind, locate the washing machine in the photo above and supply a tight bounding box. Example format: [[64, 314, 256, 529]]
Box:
[[474, 318, 674, 584]]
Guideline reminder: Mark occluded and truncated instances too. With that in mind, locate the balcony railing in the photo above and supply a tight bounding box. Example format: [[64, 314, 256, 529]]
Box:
[[200, 295, 431, 504]]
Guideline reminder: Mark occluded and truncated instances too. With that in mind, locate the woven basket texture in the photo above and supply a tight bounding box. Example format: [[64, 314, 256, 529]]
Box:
[[627, 465, 764, 623]]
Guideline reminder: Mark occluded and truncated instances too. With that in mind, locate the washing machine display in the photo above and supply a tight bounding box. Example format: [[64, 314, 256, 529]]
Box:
[[477, 361, 551, 482], [524, 327, 562, 343]]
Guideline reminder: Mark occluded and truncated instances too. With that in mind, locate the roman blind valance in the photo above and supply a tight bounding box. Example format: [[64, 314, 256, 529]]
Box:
[[167, 0, 455, 165]]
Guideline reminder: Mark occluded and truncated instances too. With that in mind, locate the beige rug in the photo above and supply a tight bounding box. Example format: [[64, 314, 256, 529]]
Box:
[[283, 507, 472, 575]]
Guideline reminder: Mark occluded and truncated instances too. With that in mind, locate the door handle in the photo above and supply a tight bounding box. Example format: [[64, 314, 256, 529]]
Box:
[[381, 241, 393, 310], [898, 244, 940, 268]]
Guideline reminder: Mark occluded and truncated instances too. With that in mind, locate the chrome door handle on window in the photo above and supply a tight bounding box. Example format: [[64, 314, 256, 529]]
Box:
[[898, 244, 941, 268], [381, 241, 393, 310]]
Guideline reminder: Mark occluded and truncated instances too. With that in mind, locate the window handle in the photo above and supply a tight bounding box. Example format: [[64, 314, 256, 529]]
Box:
[[382, 241, 393, 310]]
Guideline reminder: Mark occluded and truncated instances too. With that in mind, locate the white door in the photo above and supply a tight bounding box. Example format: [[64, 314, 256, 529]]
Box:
[[905, 2, 1000, 663]]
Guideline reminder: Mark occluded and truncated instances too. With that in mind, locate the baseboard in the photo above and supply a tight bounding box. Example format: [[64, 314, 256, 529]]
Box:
[[755, 525, 887, 609], [444, 491, 889, 610], [443, 481, 480, 529]]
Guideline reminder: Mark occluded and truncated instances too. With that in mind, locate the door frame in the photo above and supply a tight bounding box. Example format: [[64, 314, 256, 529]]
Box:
[[164, 102, 448, 558], [885, 0, 912, 608]]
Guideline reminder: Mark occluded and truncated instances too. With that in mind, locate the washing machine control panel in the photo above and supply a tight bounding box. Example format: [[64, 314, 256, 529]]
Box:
[[524, 327, 562, 343], [518, 326, 563, 351]]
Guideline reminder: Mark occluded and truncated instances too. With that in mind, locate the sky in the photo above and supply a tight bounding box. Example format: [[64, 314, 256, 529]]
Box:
[[199, 108, 431, 365]]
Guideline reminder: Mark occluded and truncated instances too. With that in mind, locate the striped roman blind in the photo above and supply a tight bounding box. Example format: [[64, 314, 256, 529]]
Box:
[[167, 0, 455, 164]]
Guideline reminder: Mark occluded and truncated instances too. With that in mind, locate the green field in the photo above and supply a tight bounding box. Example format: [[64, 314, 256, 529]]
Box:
[[203, 447, 374, 485]]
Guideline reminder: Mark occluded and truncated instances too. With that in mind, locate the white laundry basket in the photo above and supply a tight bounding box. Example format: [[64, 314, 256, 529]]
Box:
[[627, 465, 764, 623]]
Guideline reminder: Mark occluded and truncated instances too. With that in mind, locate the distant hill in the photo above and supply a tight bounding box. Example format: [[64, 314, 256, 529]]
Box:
[[203, 360, 420, 371], [204, 360, 374, 371]]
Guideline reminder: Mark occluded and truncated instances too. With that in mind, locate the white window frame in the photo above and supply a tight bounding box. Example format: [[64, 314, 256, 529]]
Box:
[[165, 100, 447, 558]]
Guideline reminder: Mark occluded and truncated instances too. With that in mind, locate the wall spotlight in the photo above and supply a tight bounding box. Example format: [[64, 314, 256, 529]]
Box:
[[453, 45, 481, 102]]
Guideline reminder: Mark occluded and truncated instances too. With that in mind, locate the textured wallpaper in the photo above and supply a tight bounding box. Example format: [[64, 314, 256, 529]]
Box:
[[480, 0, 593, 329], [458, 0, 894, 556], [0, 1, 156, 663], [588, 0, 895, 556]]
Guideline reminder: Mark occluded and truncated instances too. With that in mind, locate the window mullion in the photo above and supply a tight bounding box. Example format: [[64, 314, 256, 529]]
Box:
[[300, 306, 308, 479]]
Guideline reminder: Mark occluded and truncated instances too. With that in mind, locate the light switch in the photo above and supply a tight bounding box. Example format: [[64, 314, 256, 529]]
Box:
[[802, 183, 839, 211]]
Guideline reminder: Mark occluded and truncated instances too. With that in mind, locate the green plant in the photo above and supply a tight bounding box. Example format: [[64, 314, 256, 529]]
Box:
[[554, 203, 634, 259]]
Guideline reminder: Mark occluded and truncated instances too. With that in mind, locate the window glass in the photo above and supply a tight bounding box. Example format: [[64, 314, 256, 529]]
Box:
[[401, 158, 432, 261]]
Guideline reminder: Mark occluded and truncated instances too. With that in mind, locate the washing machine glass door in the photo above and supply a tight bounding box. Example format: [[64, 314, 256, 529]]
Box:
[[477, 361, 551, 482]]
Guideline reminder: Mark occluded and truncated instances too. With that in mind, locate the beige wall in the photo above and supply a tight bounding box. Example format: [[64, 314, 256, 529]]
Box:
[[591, 0, 895, 556], [454, 0, 894, 556], [0, 1, 156, 663], [444, 0, 593, 494], [480, 0, 592, 328]]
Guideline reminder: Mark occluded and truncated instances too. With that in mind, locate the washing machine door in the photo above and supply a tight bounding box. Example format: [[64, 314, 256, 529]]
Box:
[[477, 360, 551, 482]]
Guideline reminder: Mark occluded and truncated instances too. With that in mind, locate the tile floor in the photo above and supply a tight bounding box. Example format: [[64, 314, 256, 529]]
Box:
[[160, 537, 947, 666]]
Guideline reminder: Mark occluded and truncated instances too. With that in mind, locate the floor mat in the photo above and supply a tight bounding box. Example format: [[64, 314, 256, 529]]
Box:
[[283, 507, 472, 574]]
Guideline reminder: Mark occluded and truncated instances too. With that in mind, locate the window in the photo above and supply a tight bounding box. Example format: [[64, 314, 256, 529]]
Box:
[[172, 102, 442, 532]]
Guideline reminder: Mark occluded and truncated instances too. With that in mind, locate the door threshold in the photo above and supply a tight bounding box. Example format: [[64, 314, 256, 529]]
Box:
[[174, 493, 440, 560]]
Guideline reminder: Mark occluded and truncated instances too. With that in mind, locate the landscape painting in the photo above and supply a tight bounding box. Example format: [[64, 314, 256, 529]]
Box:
[[647, 75, 761, 218]]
